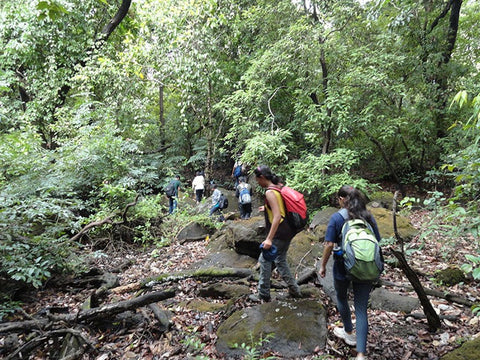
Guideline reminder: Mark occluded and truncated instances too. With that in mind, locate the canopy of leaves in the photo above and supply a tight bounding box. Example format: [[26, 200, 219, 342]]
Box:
[[0, 0, 479, 288]]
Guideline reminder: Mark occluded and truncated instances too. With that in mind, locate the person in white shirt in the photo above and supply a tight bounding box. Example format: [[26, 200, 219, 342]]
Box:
[[192, 171, 205, 204]]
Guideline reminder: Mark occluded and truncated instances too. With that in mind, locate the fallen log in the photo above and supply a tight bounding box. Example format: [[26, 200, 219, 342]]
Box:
[[6, 328, 93, 360], [404, 313, 459, 321], [379, 279, 474, 307], [110, 267, 254, 294], [0, 288, 176, 333], [142, 267, 253, 287], [70, 194, 140, 242]]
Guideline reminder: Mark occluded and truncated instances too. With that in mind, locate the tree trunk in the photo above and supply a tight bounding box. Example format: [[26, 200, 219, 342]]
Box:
[[391, 250, 442, 331], [363, 127, 405, 195], [392, 191, 441, 331], [159, 84, 165, 146]]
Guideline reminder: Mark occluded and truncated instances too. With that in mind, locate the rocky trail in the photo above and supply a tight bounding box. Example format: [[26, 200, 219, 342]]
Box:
[[1, 210, 479, 360]]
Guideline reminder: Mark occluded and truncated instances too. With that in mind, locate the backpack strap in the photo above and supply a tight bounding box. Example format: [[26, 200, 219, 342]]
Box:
[[265, 185, 286, 220]]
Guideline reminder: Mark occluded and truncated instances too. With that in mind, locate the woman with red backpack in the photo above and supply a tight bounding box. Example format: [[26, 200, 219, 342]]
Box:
[[249, 165, 301, 302]]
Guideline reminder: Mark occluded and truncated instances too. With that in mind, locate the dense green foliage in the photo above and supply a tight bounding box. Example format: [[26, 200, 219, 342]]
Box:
[[1, 0, 479, 289]]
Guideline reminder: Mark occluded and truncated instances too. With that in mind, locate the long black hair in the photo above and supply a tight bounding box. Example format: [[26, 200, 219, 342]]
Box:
[[338, 185, 374, 225], [254, 165, 282, 185]]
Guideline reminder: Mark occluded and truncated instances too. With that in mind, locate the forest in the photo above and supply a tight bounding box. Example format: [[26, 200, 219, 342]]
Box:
[[1, 0, 480, 359]]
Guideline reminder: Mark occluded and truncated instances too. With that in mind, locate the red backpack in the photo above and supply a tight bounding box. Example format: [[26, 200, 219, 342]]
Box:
[[268, 185, 308, 232]]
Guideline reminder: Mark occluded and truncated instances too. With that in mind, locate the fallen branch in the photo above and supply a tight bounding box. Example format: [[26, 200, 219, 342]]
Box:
[[405, 313, 459, 321], [142, 267, 253, 287], [0, 289, 176, 334], [379, 279, 474, 307], [70, 194, 140, 242], [6, 328, 94, 360]]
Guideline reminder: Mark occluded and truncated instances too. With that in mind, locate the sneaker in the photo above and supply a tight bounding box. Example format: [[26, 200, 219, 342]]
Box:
[[249, 294, 271, 303], [333, 327, 356, 346]]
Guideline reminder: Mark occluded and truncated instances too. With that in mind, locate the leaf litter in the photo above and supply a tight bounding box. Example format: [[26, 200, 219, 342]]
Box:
[[3, 210, 480, 359]]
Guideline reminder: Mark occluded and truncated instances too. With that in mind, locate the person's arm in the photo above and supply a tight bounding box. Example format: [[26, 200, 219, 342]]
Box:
[[370, 216, 382, 242], [319, 215, 338, 278], [319, 241, 334, 278], [262, 190, 282, 250]]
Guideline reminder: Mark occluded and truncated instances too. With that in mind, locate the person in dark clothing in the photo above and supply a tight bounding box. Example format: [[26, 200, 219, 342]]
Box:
[[249, 165, 301, 302], [167, 175, 181, 214]]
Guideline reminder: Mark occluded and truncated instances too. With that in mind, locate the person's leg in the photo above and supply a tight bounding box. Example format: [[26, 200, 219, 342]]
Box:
[[274, 242, 300, 295], [239, 202, 245, 219], [173, 197, 178, 212], [352, 281, 373, 355], [245, 203, 252, 219], [168, 197, 174, 214], [334, 278, 353, 333], [209, 204, 218, 216], [258, 253, 272, 299], [199, 189, 203, 202]]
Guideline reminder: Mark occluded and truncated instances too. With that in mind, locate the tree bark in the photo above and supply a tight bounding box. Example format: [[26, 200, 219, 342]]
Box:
[[392, 191, 441, 331]]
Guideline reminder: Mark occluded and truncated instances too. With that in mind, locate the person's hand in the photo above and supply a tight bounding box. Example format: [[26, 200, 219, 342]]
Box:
[[258, 206, 265, 212], [319, 266, 327, 278], [262, 238, 272, 250]]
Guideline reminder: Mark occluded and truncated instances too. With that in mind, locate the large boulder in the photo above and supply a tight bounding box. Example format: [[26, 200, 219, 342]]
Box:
[[309, 206, 417, 241], [216, 299, 327, 358], [176, 222, 213, 242], [204, 217, 322, 273]]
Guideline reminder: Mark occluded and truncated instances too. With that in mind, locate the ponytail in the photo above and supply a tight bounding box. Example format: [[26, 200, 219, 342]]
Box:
[[338, 186, 374, 225], [254, 165, 281, 185]]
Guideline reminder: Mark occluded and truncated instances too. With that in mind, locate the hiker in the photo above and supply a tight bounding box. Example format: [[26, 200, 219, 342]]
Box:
[[192, 171, 205, 204], [166, 175, 181, 214], [319, 185, 382, 360], [249, 165, 301, 302], [236, 176, 252, 219], [209, 184, 224, 221], [231, 158, 245, 188]]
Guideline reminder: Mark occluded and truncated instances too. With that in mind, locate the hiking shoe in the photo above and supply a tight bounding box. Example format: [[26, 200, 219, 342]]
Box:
[[288, 286, 302, 298], [333, 327, 356, 346], [249, 294, 271, 303]]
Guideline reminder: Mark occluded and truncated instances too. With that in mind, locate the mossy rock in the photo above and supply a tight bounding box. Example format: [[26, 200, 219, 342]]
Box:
[[370, 207, 417, 241], [368, 191, 395, 210], [180, 299, 227, 312], [216, 299, 327, 358], [441, 336, 480, 360], [288, 231, 323, 267], [198, 283, 251, 299], [435, 267, 467, 286]]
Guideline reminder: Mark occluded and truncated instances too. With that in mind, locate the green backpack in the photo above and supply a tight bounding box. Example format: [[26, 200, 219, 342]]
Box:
[[339, 209, 384, 281]]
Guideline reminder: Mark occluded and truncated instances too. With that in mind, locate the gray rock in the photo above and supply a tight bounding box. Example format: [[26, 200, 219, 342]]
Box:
[[216, 299, 327, 358], [370, 287, 420, 313]]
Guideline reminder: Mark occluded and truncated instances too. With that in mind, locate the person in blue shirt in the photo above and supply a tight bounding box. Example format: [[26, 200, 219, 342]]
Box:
[[319, 185, 382, 360]]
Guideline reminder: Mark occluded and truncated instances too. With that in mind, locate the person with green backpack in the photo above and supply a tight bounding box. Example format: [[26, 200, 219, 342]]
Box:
[[319, 185, 383, 360]]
